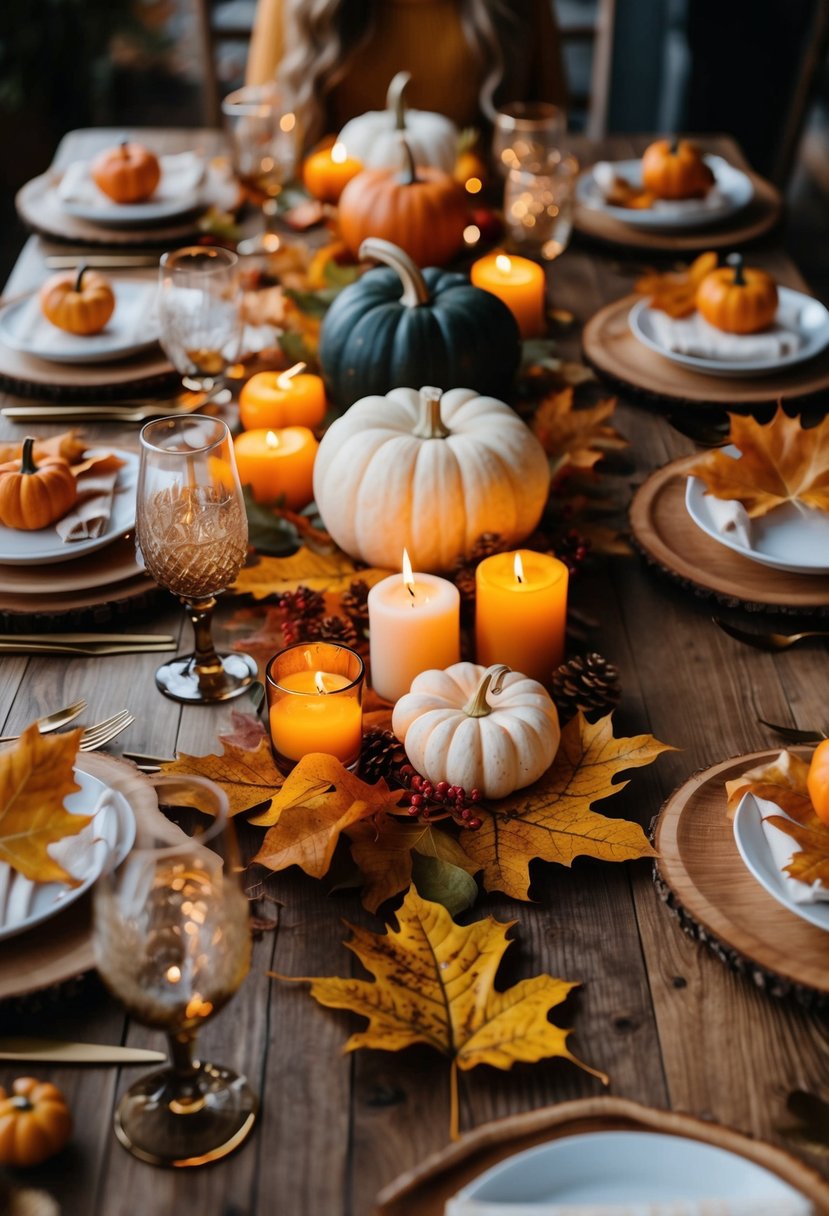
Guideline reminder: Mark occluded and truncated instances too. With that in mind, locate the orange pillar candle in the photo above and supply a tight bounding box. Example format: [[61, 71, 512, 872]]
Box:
[[239, 362, 327, 431], [470, 252, 546, 337], [475, 550, 568, 684], [266, 642, 365, 770], [302, 141, 363, 203], [233, 426, 318, 507]]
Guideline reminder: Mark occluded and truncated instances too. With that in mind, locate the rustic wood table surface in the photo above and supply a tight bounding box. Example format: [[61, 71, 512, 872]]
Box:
[[2, 130, 829, 1216]]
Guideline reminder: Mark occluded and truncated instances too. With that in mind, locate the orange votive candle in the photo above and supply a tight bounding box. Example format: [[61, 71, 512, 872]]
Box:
[[302, 141, 363, 203], [475, 550, 568, 684], [470, 252, 546, 337], [239, 362, 327, 431], [266, 642, 365, 770], [233, 426, 318, 507]]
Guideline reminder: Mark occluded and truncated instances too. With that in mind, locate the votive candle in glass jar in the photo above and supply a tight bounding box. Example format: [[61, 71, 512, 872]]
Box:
[[266, 641, 364, 773]]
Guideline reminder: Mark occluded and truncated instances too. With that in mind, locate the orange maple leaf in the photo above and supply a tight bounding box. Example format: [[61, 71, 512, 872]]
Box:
[[0, 723, 88, 883], [531, 388, 626, 475], [635, 251, 718, 318], [159, 735, 283, 817]]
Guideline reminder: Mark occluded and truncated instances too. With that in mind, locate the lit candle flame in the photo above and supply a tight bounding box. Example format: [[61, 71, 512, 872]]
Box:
[[331, 142, 348, 164], [514, 552, 525, 584], [266, 430, 280, 450], [314, 671, 329, 695], [496, 254, 512, 275], [276, 361, 306, 390], [402, 548, 416, 599]]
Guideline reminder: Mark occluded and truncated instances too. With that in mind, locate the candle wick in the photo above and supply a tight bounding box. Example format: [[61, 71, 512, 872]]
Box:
[[407, 584, 416, 599], [516, 572, 523, 585]]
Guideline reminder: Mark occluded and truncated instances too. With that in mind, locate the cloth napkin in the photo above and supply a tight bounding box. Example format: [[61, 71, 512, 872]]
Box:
[[647, 311, 800, 362], [55, 150, 205, 208], [592, 161, 726, 213], [753, 794, 829, 905], [446, 1198, 813, 1215], [56, 450, 125, 542], [699, 494, 753, 550]]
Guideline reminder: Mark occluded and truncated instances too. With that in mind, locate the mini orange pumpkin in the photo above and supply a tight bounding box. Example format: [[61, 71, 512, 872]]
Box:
[[641, 137, 715, 200], [0, 436, 78, 530], [91, 140, 161, 204], [40, 265, 115, 336], [0, 1077, 72, 1167], [338, 141, 468, 267], [696, 254, 778, 334], [807, 739, 829, 827]]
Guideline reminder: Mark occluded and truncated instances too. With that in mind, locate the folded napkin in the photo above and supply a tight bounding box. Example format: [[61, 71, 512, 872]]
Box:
[[56, 150, 205, 209], [592, 161, 725, 213], [56, 450, 126, 542], [446, 1198, 813, 1215], [648, 311, 800, 362], [700, 494, 753, 550], [754, 794, 829, 905]]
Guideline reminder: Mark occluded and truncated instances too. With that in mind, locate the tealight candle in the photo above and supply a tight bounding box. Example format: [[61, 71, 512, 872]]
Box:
[[368, 550, 460, 703], [233, 426, 318, 507], [267, 641, 365, 771], [475, 549, 568, 684], [470, 252, 545, 337], [239, 362, 327, 431], [302, 140, 363, 203]]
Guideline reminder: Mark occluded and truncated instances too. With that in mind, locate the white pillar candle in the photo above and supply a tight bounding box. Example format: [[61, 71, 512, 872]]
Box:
[[368, 551, 461, 703]]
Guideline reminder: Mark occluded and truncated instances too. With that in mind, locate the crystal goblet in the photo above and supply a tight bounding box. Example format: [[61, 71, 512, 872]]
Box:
[[158, 245, 242, 392]]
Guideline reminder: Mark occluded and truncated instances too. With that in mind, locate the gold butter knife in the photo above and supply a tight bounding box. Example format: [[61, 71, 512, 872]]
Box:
[[44, 255, 160, 270], [0, 633, 175, 645], [0, 1037, 166, 1064]]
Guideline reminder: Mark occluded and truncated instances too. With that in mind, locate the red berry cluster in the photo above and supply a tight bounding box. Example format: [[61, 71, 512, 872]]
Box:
[[554, 527, 591, 577], [399, 765, 484, 830]]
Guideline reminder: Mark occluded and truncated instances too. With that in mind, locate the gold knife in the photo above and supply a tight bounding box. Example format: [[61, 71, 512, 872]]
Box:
[[0, 642, 176, 656], [44, 255, 161, 270], [0, 633, 175, 645], [0, 1037, 166, 1064]]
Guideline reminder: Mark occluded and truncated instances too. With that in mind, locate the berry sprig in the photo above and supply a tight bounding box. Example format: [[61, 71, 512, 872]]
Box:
[[399, 766, 484, 830], [554, 526, 591, 577]]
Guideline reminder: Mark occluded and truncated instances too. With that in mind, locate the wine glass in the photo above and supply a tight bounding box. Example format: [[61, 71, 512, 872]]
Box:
[[136, 415, 257, 703], [503, 150, 579, 261], [492, 101, 566, 177], [93, 777, 257, 1166], [222, 83, 298, 255], [157, 245, 242, 392]]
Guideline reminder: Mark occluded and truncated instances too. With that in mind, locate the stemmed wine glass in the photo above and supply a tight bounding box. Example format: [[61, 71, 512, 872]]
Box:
[[222, 83, 298, 255], [136, 415, 257, 703], [93, 777, 257, 1166], [157, 245, 242, 392]]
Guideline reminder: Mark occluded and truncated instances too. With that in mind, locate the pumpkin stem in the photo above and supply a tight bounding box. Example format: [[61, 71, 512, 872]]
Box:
[[119, 139, 130, 158], [10, 1096, 33, 1111], [669, 135, 679, 155], [463, 665, 511, 718], [727, 252, 746, 286], [398, 138, 418, 186], [386, 70, 411, 132], [20, 436, 38, 476], [412, 386, 451, 440], [74, 263, 88, 294], [358, 238, 430, 308]]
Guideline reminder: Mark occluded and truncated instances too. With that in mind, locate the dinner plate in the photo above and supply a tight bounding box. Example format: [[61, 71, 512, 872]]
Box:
[[0, 278, 159, 365], [685, 466, 829, 575], [0, 448, 138, 567], [576, 155, 754, 229], [56, 152, 205, 226], [733, 792, 829, 934], [446, 1130, 810, 1210], [629, 289, 829, 377], [0, 767, 136, 943]]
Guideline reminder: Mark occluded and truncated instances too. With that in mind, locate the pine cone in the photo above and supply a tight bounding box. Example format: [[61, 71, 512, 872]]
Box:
[[360, 727, 408, 784], [341, 579, 370, 633], [467, 532, 505, 562], [452, 563, 477, 613], [551, 652, 621, 723], [278, 585, 325, 623]]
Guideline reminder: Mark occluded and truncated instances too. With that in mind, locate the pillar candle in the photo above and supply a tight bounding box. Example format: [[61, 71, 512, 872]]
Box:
[[302, 141, 363, 203], [239, 362, 327, 431], [368, 552, 460, 703], [233, 426, 318, 507], [470, 252, 546, 338], [475, 549, 568, 684]]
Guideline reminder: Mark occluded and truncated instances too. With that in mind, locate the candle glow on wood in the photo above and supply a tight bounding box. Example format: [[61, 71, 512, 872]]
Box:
[[233, 424, 318, 507], [475, 549, 568, 684], [239, 361, 327, 431], [470, 251, 546, 338]]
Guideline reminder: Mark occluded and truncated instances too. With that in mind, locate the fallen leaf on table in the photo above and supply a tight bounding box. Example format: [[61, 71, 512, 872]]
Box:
[[0, 723, 87, 884], [346, 814, 479, 913], [531, 388, 627, 476], [159, 736, 283, 817], [687, 406, 829, 520], [460, 713, 672, 900], [219, 711, 267, 751], [274, 886, 607, 1140], [230, 546, 391, 600], [635, 251, 718, 317]]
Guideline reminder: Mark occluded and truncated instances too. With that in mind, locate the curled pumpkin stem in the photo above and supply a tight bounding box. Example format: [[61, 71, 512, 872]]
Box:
[[463, 664, 511, 718]]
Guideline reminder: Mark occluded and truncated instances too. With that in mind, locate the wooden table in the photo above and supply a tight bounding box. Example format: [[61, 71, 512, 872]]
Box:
[[2, 130, 829, 1215]]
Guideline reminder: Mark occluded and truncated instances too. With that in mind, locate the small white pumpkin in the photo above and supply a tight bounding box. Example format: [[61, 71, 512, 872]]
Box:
[[337, 71, 458, 174], [393, 662, 560, 799], [312, 385, 550, 573]]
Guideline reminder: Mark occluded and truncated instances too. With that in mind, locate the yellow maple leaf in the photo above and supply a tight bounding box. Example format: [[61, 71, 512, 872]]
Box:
[[160, 736, 284, 817], [250, 753, 403, 879], [346, 814, 479, 912], [229, 546, 391, 600], [0, 723, 89, 884], [531, 388, 627, 474], [461, 713, 672, 899], [275, 887, 607, 1139], [687, 406, 829, 520]]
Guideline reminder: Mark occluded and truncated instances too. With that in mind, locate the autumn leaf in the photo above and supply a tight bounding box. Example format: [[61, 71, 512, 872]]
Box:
[[346, 814, 479, 913], [219, 711, 267, 751], [251, 754, 404, 879], [274, 887, 607, 1139], [635, 251, 718, 317], [0, 724, 89, 884], [687, 407, 829, 520], [230, 546, 391, 600], [532, 388, 627, 475], [460, 713, 672, 899], [159, 736, 283, 817]]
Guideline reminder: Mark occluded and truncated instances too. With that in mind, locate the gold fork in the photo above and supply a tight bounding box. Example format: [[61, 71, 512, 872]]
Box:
[[0, 699, 87, 743], [713, 617, 829, 651], [77, 711, 134, 752]]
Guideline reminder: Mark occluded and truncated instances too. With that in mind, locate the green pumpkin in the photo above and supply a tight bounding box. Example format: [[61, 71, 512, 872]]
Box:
[[319, 238, 521, 409]]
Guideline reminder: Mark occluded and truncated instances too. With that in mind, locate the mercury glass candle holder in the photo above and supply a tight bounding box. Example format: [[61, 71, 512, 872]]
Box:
[[266, 642, 365, 774], [492, 101, 566, 177], [504, 151, 579, 261]]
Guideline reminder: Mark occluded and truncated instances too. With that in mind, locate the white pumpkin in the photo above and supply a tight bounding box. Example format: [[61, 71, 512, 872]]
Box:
[[337, 71, 458, 174], [392, 662, 560, 799], [312, 385, 551, 573]]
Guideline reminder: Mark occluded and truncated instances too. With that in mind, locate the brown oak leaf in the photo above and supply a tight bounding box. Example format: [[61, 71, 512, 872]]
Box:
[[346, 814, 479, 912], [532, 388, 627, 475], [0, 723, 88, 883], [159, 736, 283, 817], [687, 407, 829, 519], [460, 713, 671, 899], [230, 546, 391, 600]]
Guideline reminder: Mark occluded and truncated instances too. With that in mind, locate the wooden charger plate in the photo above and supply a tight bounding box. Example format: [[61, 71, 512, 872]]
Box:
[[629, 458, 829, 614], [583, 293, 829, 410], [376, 1095, 829, 1214]]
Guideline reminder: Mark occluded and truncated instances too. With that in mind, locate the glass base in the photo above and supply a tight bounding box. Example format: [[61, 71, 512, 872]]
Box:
[[114, 1063, 258, 1167], [155, 652, 258, 704]]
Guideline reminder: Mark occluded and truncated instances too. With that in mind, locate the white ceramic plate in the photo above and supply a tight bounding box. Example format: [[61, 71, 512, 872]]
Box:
[[57, 152, 205, 225], [0, 278, 159, 365], [0, 767, 136, 943], [685, 465, 829, 575], [629, 288, 829, 377], [0, 448, 138, 567], [576, 155, 754, 229], [446, 1130, 810, 1210], [733, 792, 829, 933]]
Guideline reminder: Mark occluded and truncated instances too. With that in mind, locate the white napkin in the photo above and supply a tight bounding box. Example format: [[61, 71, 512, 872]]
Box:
[[700, 495, 753, 549], [648, 311, 800, 361], [446, 1199, 812, 1215], [755, 795, 829, 905], [56, 453, 124, 542], [592, 161, 725, 213], [56, 150, 205, 209]]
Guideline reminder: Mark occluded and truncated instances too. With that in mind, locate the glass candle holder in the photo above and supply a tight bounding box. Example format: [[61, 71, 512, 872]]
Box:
[[266, 642, 365, 773], [504, 151, 579, 261], [492, 101, 566, 177]]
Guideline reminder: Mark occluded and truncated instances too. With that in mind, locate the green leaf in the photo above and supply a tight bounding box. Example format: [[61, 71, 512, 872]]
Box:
[[278, 330, 318, 369], [284, 287, 341, 318], [410, 854, 479, 917], [323, 260, 362, 289], [242, 486, 301, 556]]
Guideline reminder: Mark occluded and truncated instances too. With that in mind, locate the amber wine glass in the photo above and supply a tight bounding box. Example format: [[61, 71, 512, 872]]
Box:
[[158, 246, 241, 390], [222, 83, 298, 254], [93, 778, 257, 1166], [136, 415, 256, 703]]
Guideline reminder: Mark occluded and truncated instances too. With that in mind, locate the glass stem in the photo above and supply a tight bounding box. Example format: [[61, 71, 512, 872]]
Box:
[[168, 1030, 198, 1077], [184, 596, 226, 694], [165, 1030, 206, 1114]]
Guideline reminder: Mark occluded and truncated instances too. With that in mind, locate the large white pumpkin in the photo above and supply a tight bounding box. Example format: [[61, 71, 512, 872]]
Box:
[[337, 72, 458, 174], [312, 386, 551, 573]]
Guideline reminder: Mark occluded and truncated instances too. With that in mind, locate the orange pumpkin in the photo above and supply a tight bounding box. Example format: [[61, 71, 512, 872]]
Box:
[[807, 739, 829, 827], [0, 1077, 72, 1167], [338, 141, 468, 267], [641, 137, 715, 200], [40, 265, 115, 336], [0, 436, 78, 530], [696, 255, 778, 334], [91, 140, 161, 203]]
